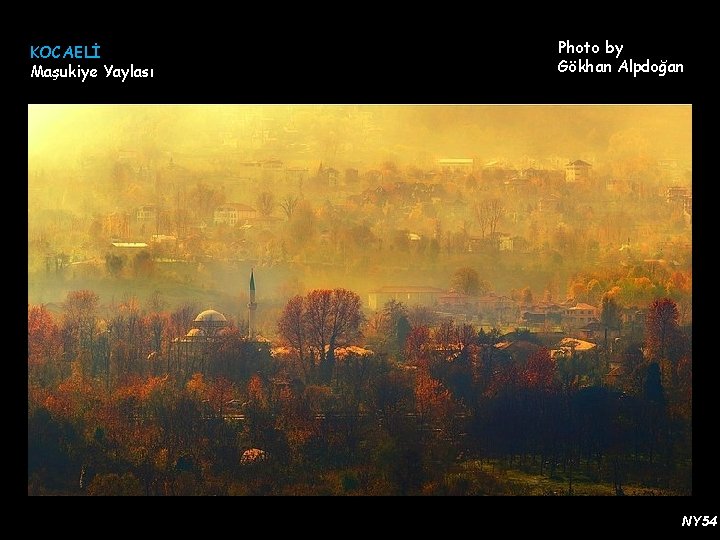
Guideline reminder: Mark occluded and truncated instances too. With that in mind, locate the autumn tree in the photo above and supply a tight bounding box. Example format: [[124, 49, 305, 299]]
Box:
[[87, 472, 143, 496], [257, 191, 275, 217], [190, 182, 225, 223], [208, 377, 236, 417], [105, 253, 125, 278], [279, 194, 299, 220], [404, 325, 431, 366], [521, 286, 533, 306], [110, 296, 147, 377], [474, 201, 490, 239], [278, 288, 363, 382], [620, 343, 645, 395], [407, 306, 439, 328], [135, 250, 155, 278], [381, 299, 411, 356], [487, 198, 504, 240], [62, 290, 100, 365], [186, 372, 208, 399], [169, 302, 199, 339], [145, 291, 167, 357], [600, 293, 622, 350], [452, 267, 489, 296], [434, 319, 456, 354], [244, 373, 278, 451], [414, 373, 452, 426], [277, 295, 309, 377], [456, 323, 478, 355], [305, 288, 363, 382], [523, 347, 556, 390], [568, 280, 588, 303], [288, 200, 316, 247], [28, 305, 63, 384], [645, 298, 680, 362], [644, 362, 664, 404]]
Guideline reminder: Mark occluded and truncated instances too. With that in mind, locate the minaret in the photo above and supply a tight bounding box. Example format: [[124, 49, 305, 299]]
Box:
[[248, 269, 257, 339]]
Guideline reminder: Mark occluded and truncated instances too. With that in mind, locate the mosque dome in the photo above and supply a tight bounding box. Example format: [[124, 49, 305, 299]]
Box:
[[194, 309, 227, 323], [192, 309, 229, 336]]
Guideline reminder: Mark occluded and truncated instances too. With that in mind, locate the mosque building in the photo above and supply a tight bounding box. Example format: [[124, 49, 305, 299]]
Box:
[[170, 270, 260, 377]]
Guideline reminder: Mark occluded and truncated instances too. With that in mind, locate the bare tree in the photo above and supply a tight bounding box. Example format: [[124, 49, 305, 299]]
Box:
[[257, 191, 275, 217], [145, 291, 167, 358], [190, 182, 225, 223], [280, 194, 299, 220], [407, 306, 439, 328], [452, 267, 490, 296], [62, 290, 99, 362], [278, 288, 363, 382], [645, 298, 681, 362], [474, 199, 504, 241], [474, 201, 490, 239], [488, 198, 504, 239], [278, 295, 309, 377]]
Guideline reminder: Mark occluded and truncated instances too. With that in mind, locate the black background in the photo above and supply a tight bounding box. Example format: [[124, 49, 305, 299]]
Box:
[[24, 29, 694, 104], [22, 18, 708, 526]]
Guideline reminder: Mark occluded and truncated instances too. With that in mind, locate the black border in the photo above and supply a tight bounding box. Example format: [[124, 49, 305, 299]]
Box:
[[23, 25, 708, 529], [24, 32, 694, 104]]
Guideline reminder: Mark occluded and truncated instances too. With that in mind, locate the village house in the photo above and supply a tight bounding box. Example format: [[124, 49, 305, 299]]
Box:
[[563, 302, 599, 328], [136, 204, 157, 223], [478, 293, 517, 324], [565, 160, 592, 183], [438, 291, 474, 311], [214, 203, 258, 226], [665, 185, 690, 203], [437, 158, 474, 175], [550, 337, 597, 358], [368, 285, 444, 310]]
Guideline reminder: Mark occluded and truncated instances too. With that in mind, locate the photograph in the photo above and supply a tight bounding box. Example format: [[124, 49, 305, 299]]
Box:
[[28, 104, 692, 496]]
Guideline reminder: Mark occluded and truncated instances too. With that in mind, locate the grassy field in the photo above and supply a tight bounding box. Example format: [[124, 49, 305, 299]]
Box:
[[441, 459, 687, 496]]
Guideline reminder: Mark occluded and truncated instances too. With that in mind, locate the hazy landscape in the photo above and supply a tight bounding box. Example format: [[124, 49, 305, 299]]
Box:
[[28, 105, 691, 495]]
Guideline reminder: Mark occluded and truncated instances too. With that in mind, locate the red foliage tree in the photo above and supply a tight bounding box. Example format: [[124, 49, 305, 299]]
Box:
[[208, 377, 236, 416], [404, 326, 431, 366], [523, 347, 556, 390], [28, 305, 61, 368], [645, 298, 680, 361], [277, 295, 308, 375], [62, 289, 100, 360], [278, 288, 363, 382], [414, 373, 452, 425]]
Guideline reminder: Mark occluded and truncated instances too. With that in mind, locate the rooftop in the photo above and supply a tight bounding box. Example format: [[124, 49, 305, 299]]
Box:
[[438, 158, 474, 164], [194, 309, 228, 323], [371, 286, 445, 294], [216, 203, 257, 212], [552, 337, 597, 354], [111, 242, 148, 248], [570, 303, 598, 311]]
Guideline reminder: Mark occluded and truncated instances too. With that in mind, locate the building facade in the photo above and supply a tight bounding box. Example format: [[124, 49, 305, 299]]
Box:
[[565, 160, 592, 183]]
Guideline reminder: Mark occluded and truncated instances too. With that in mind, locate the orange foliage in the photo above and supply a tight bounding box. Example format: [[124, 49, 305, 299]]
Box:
[[568, 281, 587, 302], [28, 304, 61, 366], [43, 363, 103, 419], [186, 372, 207, 398], [115, 374, 169, 402], [666, 270, 692, 296], [404, 326, 431, 365], [208, 377, 236, 414], [248, 374, 268, 408], [522, 348, 556, 390], [414, 373, 452, 423], [605, 285, 622, 298], [43, 392, 73, 418]]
